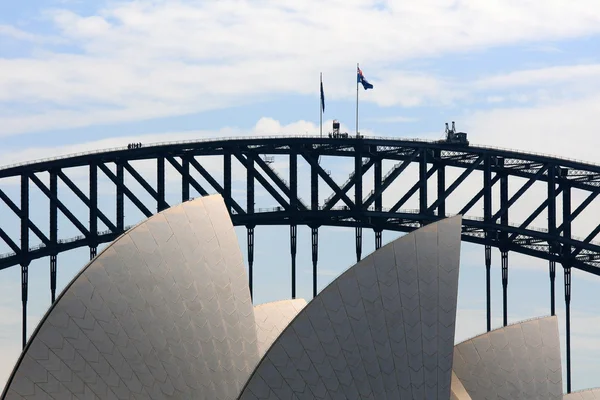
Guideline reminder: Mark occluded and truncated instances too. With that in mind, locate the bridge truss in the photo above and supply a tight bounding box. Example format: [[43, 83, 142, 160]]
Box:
[[1, 136, 600, 392]]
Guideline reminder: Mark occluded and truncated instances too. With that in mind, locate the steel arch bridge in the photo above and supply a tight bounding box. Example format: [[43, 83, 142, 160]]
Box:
[[1, 135, 600, 393]]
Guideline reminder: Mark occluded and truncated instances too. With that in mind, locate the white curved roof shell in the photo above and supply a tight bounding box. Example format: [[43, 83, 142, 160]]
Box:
[[563, 389, 600, 399], [452, 316, 563, 400], [253, 299, 307, 357], [238, 215, 463, 399], [1, 195, 259, 400]]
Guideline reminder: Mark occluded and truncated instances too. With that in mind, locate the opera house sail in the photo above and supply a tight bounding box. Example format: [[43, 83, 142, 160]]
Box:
[[1, 194, 597, 399]]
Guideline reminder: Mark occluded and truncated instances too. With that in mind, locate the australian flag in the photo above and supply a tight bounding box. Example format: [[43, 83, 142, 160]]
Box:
[[357, 66, 374, 90]]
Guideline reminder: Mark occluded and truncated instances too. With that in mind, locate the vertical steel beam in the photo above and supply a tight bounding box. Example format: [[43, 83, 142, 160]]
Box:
[[499, 157, 509, 327], [311, 227, 319, 298], [375, 231, 382, 250], [484, 155, 493, 331], [116, 162, 124, 231], [50, 255, 57, 304], [355, 227, 362, 263], [419, 148, 428, 222], [309, 151, 319, 297], [90, 163, 98, 262], [437, 150, 446, 217], [564, 266, 572, 394], [501, 250, 508, 327], [20, 174, 29, 349], [311, 159, 318, 211], [157, 156, 166, 212], [182, 156, 190, 202], [290, 154, 298, 299], [562, 169, 572, 393], [246, 154, 255, 299], [224, 153, 231, 212], [374, 155, 382, 249], [247, 227, 254, 301], [50, 169, 58, 304], [548, 164, 557, 316], [485, 245, 491, 332], [355, 146, 363, 262], [290, 225, 297, 299]]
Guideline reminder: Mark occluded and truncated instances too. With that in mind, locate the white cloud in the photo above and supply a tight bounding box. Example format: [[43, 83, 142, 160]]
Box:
[[465, 94, 600, 165], [2, 0, 600, 135], [0, 25, 62, 44]]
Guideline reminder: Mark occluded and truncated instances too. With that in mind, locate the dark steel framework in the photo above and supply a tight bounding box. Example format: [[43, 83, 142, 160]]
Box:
[[1, 136, 600, 393]]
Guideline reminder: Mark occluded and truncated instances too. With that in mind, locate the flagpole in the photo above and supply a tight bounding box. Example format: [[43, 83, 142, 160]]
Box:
[[320, 72, 323, 138], [356, 63, 359, 138]]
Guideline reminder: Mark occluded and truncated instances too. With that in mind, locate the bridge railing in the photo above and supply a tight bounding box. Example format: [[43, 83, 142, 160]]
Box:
[[1, 134, 598, 172]]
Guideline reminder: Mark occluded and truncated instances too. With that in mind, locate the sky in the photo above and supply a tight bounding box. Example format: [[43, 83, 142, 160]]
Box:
[[1, 0, 600, 395]]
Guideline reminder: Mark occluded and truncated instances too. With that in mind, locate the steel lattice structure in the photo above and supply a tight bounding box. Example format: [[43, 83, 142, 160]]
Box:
[[1, 135, 600, 393]]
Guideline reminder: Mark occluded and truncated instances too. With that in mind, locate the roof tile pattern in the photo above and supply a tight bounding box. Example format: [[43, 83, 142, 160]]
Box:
[[237, 216, 462, 399], [254, 300, 307, 358], [452, 316, 563, 400], [563, 389, 600, 399], [1, 195, 259, 400]]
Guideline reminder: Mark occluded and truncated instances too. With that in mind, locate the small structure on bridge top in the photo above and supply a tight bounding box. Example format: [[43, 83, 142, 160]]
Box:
[[443, 121, 469, 145], [329, 120, 350, 139]]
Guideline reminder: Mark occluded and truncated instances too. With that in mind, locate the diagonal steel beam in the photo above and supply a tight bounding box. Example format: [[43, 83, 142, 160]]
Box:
[[492, 166, 547, 221], [28, 173, 90, 237], [122, 162, 163, 202], [250, 153, 309, 211], [235, 153, 290, 210], [98, 163, 153, 218], [389, 165, 438, 213], [557, 191, 599, 234], [302, 152, 354, 208], [363, 151, 419, 208], [183, 156, 246, 214], [509, 186, 564, 241], [57, 170, 117, 232], [458, 174, 502, 216], [323, 158, 375, 211], [169, 156, 244, 215], [166, 157, 209, 197], [0, 188, 50, 245], [428, 156, 483, 212], [0, 226, 20, 254]]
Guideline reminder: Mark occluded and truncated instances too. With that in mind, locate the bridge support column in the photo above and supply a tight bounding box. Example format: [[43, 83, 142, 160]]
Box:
[[419, 148, 428, 226], [548, 164, 557, 317], [21, 174, 29, 350], [549, 261, 556, 316], [116, 161, 124, 231], [311, 227, 319, 298], [90, 246, 97, 260], [485, 244, 491, 332], [290, 225, 297, 299], [562, 168, 572, 393], [21, 263, 28, 349], [182, 156, 190, 202], [50, 255, 57, 303], [375, 230, 382, 250], [564, 266, 572, 394], [247, 227, 254, 301], [50, 171, 58, 305], [501, 250, 508, 327], [355, 227, 362, 263], [157, 156, 166, 212]]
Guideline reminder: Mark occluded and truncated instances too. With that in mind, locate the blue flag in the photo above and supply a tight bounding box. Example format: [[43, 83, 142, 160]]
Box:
[[320, 80, 325, 112], [357, 66, 373, 90]]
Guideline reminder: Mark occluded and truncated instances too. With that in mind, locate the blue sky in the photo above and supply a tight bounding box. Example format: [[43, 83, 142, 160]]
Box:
[[2, 0, 600, 394]]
